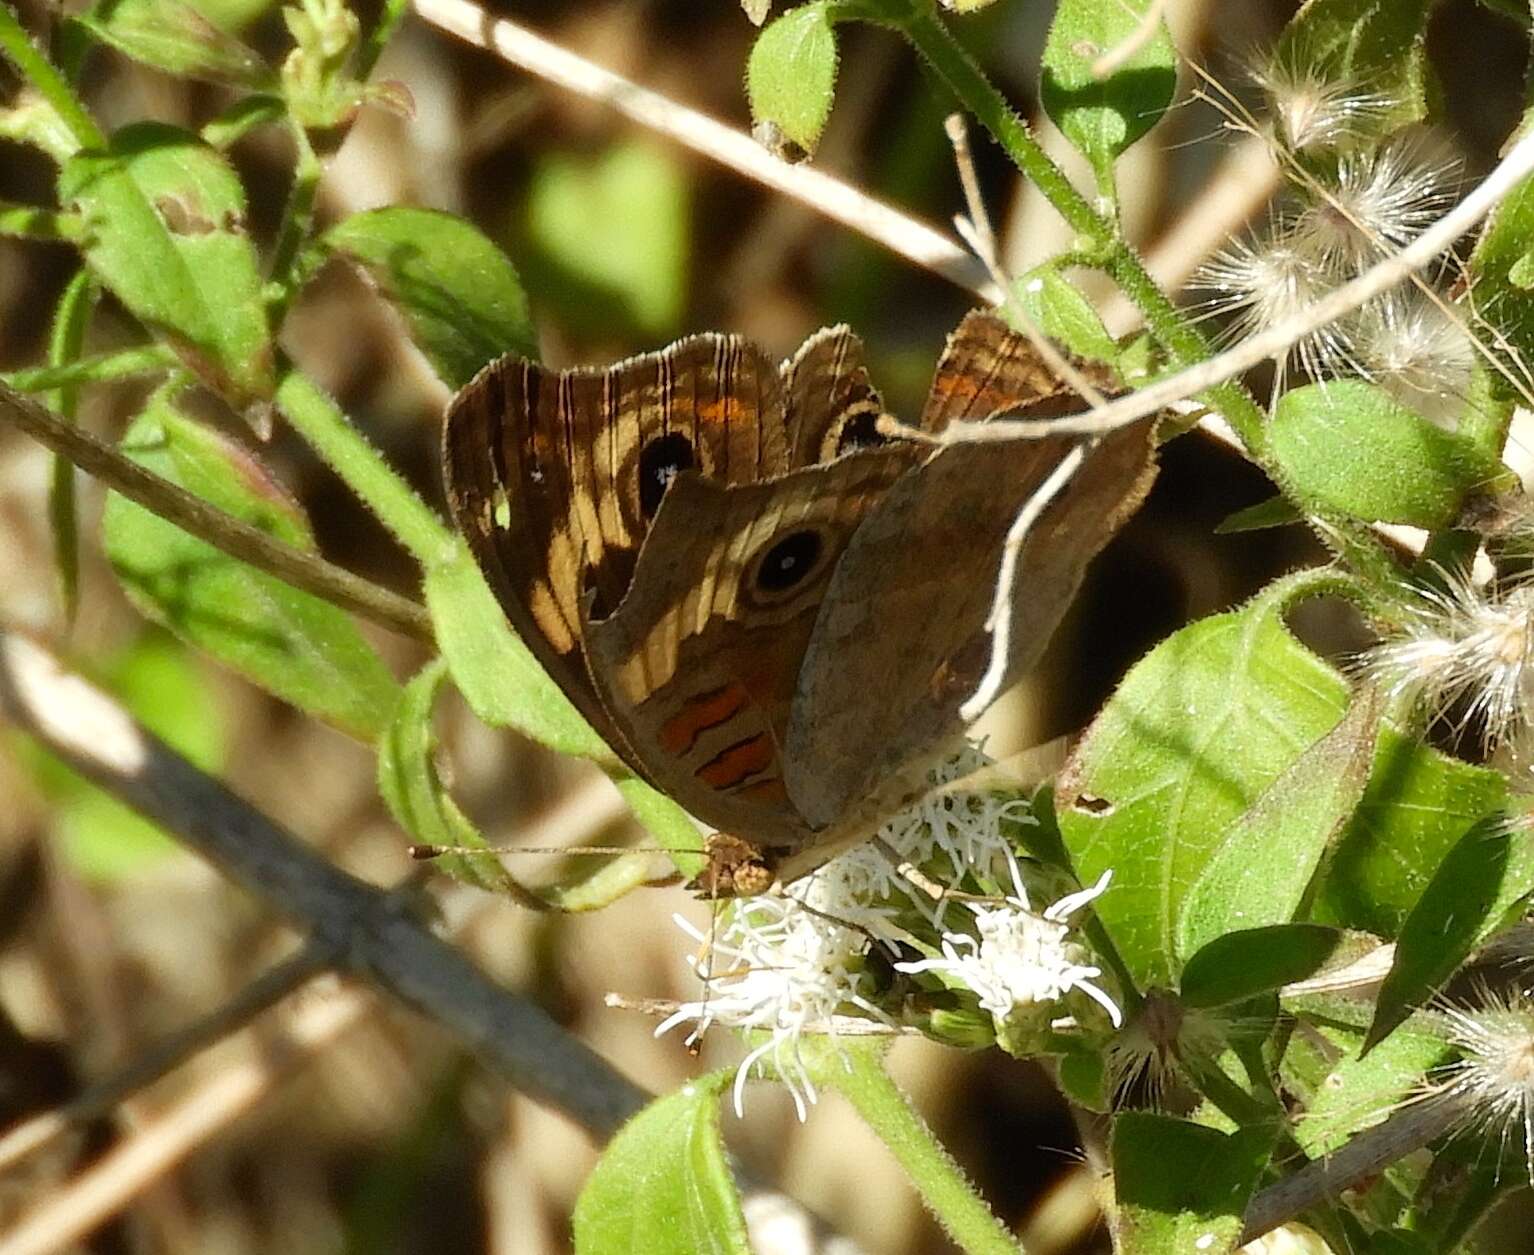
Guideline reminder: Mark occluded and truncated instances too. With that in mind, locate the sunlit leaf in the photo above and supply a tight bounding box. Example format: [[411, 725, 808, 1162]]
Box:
[[746, 2, 838, 158], [573, 1073, 749, 1255], [75, 0, 274, 88], [324, 207, 537, 391], [103, 390, 400, 739], [58, 123, 273, 405], [1058, 583, 1350, 989]]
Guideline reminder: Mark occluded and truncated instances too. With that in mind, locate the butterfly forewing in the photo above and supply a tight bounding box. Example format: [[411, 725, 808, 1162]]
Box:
[[442, 338, 796, 769], [780, 325, 890, 465]]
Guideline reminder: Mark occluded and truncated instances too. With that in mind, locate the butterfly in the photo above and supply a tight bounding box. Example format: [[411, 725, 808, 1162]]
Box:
[[442, 309, 1157, 894]]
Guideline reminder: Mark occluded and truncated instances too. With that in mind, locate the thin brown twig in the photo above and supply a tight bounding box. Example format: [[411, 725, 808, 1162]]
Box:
[[0, 982, 375, 1255], [408, 0, 1001, 303], [0, 942, 334, 1177], [0, 382, 435, 643], [0, 631, 650, 1135]]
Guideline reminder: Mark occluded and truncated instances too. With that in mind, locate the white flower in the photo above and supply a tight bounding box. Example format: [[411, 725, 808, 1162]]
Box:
[[1290, 140, 1457, 271], [1430, 985, 1534, 1182], [655, 745, 1102, 1119], [1364, 569, 1534, 750], [1249, 53, 1394, 154], [1344, 292, 1474, 428], [895, 863, 1121, 1030]]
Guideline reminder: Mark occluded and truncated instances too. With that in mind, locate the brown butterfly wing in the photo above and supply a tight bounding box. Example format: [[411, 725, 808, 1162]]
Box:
[[442, 337, 793, 768], [582, 447, 920, 847], [782, 313, 1158, 838], [780, 324, 890, 465]]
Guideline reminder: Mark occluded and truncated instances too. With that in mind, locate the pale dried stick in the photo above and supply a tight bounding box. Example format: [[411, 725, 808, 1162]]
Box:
[[938, 124, 1534, 443], [409, 0, 1001, 303], [0, 983, 374, 1255], [1090, 0, 1171, 80]]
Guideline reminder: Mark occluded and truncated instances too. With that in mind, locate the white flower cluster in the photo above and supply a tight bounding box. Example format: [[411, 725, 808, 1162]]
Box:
[[1364, 568, 1534, 757], [657, 748, 1119, 1119], [1193, 54, 1472, 419]]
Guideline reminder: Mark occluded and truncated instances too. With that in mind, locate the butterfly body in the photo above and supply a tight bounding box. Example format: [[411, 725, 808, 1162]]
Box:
[[443, 311, 1157, 890]]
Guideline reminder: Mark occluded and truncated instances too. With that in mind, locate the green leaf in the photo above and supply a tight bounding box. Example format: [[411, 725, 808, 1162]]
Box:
[[1011, 266, 1118, 363], [74, 0, 273, 88], [424, 544, 614, 763], [46, 269, 97, 626], [573, 1073, 749, 1255], [1215, 495, 1303, 534], [103, 391, 400, 740], [323, 208, 537, 392], [58, 123, 273, 405], [380, 659, 677, 907], [1272, 0, 1433, 134], [1270, 380, 1507, 528], [1294, 1022, 1450, 1157], [1040, 0, 1176, 185], [1181, 924, 1344, 1009], [1366, 815, 1534, 1049], [746, 3, 838, 158], [1177, 692, 1378, 959], [1057, 583, 1350, 989], [524, 141, 689, 338], [1470, 155, 1534, 391], [1111, 1114, 1275, 1253], [424, 546, 704, 873], [378, 659, 531, 899], [1317, 727, 1509, 936]]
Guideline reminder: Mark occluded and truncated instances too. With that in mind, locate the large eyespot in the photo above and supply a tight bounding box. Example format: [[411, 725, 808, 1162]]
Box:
[[833, 409, 890, 456], [746, 528, 831, 605], [639, 433, 696, 518]]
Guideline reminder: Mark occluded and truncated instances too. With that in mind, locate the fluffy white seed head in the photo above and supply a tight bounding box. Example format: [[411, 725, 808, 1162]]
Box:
[[1345, 292, 1475, 428]]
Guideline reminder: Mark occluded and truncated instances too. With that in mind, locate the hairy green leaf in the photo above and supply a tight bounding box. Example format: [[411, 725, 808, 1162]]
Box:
[[75, 0, 273, 87], [746, 2, 838, 157], [1270, 380, 1507, 528], [58, 123, 273, 405], [573, 1073, 749, 1255], [1040, 0, 1176, 184], [1181, 924, 1344, 1009], [324, 207, 537, 391], [103, 391, 399, 739]]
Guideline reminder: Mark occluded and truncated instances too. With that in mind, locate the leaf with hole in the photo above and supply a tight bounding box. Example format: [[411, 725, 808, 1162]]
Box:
[[1040, 0, 1176, 185], [1057, 580, 1350, 989], [58, 123, 273, 406]]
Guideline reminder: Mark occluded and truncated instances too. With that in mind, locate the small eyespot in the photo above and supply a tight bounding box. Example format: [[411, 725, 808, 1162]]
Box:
[[834, 410, 889, 456], [639, 433, 696, 517], [755, 530, 824, 594]]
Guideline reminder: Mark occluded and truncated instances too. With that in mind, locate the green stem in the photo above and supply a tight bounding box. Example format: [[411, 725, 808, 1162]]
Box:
[[890, 2, 1272, 451], [0, 201, 82, 240], [266, 120, 323, 327], [46, 270, 96, 626], [823, 1044, 1022, 1255], [883, 2, 1412, 593], [354, 0, 408, 82], [3, 344, 176, 391], [274, 366, 452, 565], [0, 2, 104, 151]]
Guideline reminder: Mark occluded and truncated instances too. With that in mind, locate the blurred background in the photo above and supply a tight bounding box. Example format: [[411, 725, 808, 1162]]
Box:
[[1, 0, 1530, 1250]]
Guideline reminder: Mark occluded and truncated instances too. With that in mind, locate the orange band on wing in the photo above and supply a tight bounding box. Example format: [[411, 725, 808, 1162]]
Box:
[[696, 734, 774, 789], [659, 682, 750, 755]]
